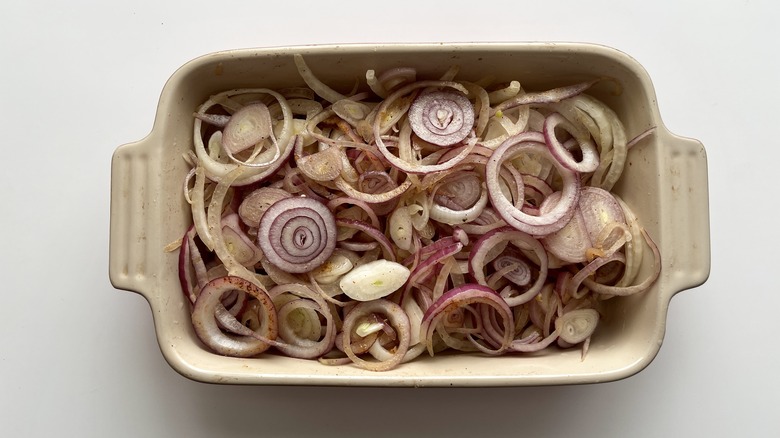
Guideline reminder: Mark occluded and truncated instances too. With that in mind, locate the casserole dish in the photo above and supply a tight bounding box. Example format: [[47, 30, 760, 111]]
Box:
[[109, 42, 710, 386]]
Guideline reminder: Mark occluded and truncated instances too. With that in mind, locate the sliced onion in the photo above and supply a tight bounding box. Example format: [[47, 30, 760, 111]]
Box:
[[430, 182, 489, 225], [420, 284, 513, 356], [357, 170, 401, 215], [332, 99, 372, 127], [574, 95, 628, 191], [295, 142, 343, 182], [192, 89, 294, 186], [486, 131, 580, 236], [492, 254, 531, 286], [543, 112, 600, 173], [583, 228, 661, 296], [310, 250, 356, 285], [540, 187, 627, 263], [339, 259, 411, 301], [257, 196, 337, 274], [222, 103, 273, 154], [341, 299, 411, 371], [220, 213, 262, 267], [488, 80, 522, 104], [178, 226, 202, 304], [555, 309, 599, 344], [408, 90, 475, 146], [182, 66, 663, 367], [194, 112, 230, 127], [468, 227, 548, 306], [334, 176, 412, 204], [388, 206, 414, 251], [373, 81, 478, 174], [238, 187, 292, 228], [268, 283, 337, 359], [492, 79, 598, 115], [293, 54, 346, 103], [192, 276, 278, 357], [379, 67, 417, 92], [207, 167, 268, 289], [334, 218, 397, 262]]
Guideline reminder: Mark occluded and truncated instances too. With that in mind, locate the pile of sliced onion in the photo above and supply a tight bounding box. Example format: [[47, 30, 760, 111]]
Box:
[[177, 56, 661, 371]]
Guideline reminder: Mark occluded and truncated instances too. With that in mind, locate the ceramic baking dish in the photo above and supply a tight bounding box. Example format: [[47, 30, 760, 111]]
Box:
[[109, 42, 710, 386]]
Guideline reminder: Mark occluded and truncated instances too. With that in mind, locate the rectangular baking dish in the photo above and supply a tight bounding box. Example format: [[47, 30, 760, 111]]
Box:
[[109, 42, 710, 386]]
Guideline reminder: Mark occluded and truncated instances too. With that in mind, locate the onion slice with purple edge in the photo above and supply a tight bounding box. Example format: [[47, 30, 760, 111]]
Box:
[[192, 89, 294, 186], [334, 218, 397, 262], [469, 227, 548, 306], [341, 299, 411, 371], [266, 283, 337, 359], [543, 112, 600, 173], [258, 196, 337, 274], [430, 172, 489, 225], [583, 228, 661, 296], [486, 131, 580, 236], [178, 226, 200, 304], [540, 186, 627, 263], [373, 81, 478, 174], [491, 79, 599, 116], [192, 276, 278, 357], [420, 284, 514, 356], [221, 103, 273, 155], [408, 89, 475, 146]]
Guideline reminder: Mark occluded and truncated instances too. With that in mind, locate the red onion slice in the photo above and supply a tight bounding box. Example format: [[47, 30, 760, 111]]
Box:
[[222, 103, 273, 155], [409, 90, 475, 146], [540, 187, 627, 263], [492, 255, 531, 286], [430, 182, 488, 226], [178, 226, 206, 305], [419, 284, 514, 356], [543, 112, 600, 173], [468, 227, 548, 306], [194, 112, 231, 127], [492, 79, 598, 115], [432, 172, 482, 209], [341, 299, 411, 371], [258, 196, 337, 274], [373, 81, 478, 174], [293, 54, 346, 103], [273, 293, 336, 359], [334, 176, 412, 204], [191, 276, 278, 357], [295, 144, 343, 182], [192, 90, 295, 186], [335, 218, 397, 262], [486, 132, 580, 236], [583, 228, 661, 296]]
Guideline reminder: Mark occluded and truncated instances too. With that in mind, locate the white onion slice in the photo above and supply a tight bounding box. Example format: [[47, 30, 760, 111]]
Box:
[[555, 309, 599, 344], [339, 260, 411, 302]]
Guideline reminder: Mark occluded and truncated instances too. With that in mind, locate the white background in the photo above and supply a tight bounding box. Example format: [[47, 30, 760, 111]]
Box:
[[1, 1, 777, 436]]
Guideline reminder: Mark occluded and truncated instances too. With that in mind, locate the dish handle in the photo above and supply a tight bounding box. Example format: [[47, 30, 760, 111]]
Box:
[[108, 136, 157, 300], [661, 132, 711, 294]]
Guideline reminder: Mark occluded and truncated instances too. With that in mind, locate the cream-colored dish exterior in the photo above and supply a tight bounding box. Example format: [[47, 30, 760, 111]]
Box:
[[109, 43, 710, 386]]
